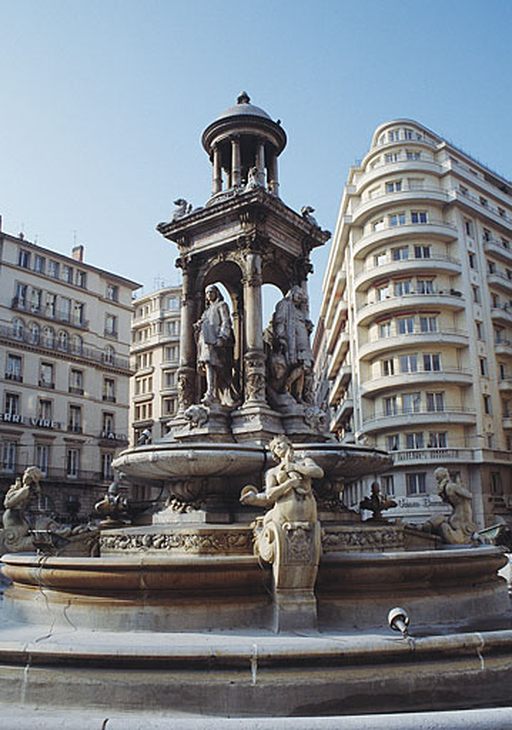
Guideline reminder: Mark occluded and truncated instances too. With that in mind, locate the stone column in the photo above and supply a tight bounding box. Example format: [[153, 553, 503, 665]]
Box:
[[242, 251, 266, 404], [268, 152, 279, 197], [256, 139, 266, 187], [212, 144, 222, 195], [176, 258, 196, 411], [231, 136, 241, 188]]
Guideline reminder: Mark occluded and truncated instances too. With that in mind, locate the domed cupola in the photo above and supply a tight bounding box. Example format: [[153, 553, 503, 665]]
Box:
[[201, 92, 287, 199]]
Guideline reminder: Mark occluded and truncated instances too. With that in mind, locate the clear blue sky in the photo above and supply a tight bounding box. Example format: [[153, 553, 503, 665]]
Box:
[[1, 0, 511, 318]]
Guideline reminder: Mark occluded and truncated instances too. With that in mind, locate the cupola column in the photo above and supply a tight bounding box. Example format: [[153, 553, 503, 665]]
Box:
[[175, 258, 197, 412], [256, 139, 266, 187], [268, 152, 279, 197], [212, 144, 222, 194], [242, 250, 266, 404], [231, 136, 242, 188]]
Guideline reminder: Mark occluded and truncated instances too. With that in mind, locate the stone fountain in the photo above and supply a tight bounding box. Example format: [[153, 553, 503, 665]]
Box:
[[0, 94, 511, 726]]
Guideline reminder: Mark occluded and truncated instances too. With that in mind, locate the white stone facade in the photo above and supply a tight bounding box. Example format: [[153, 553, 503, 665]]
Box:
[[0, 223, 140, 515], [130, 286, 181, 449], [315, 120, 512, 527]]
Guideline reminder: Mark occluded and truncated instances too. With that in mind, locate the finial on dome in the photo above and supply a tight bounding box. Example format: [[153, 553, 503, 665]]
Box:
[[237, 91, 250, 105]]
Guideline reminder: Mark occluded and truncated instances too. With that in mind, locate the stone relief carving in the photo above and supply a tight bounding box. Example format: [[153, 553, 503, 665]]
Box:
[[422, 467, 477, 545], [183, 404, 209, 429], [177, 371, 195, 410], [193, 285, 236, 406], [2, 467, 42, 552], [321, 525, 405, 552], [100, 530, 252, 555]]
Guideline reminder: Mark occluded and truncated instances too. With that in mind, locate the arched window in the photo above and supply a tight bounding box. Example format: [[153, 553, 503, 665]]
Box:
[[71, 334, 83, 354], [57, 330, 69, 350], [12, 318, 24, 339], [29, 321, 40, 344], [43, 326, 55, 348]]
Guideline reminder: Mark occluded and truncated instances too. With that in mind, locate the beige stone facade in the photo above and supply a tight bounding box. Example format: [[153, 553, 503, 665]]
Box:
[[315, 120, 512, 526], [130, 286, 181, 449], [0, 221, 140, 515]]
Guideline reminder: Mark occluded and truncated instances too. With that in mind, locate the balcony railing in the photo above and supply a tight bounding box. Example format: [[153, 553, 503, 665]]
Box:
[[362, 406, 476, 428], [68, 386, 84, 395], [0, 323, 131, 372], [67, 424, 83, 433], [392, 447, 476, 463], [5, 372, 23, 382], [453, 189, 512, 224], [358, 253, 460, 277], [11, 298, 89, 329]]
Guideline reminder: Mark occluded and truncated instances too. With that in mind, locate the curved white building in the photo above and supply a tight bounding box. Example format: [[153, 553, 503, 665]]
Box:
[[316, 120, 512, 526]]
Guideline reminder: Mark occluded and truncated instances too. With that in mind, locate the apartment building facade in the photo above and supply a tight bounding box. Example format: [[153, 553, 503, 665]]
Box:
[[130, 286, 181, 447], [0, 221, 140, 516], [315, 120, 512, 527]]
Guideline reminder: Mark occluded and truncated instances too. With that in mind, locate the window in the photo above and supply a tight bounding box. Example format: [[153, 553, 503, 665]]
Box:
[[499, 363, 507, 380], [30, 287, 42, 312], [162, 397, 177, 416], [6, 354, 22, 382], [73, 303, 85, 326], [414, 245, 431, 259], [468, 253, 475, 269], [386, 434, 400, 451], [406, 432, 424, 449], [374, 251, 387, 267], [479, 358, 488, 377], [57, 330, 69, 350], [71, 334, 83, 354], [38, 399, 52, 420], [417, 279, 434, 294], [69, 369, 84, 394], [372, 217, 385, 232], [377, 284, 390, 301], [483, 228, 491, 242], [48, 260, 60, 278], [403, 128, 413, 140], [476, 322, 483, 339], [103, 345, 115, 365], [488, 261, 496, 274], [464, 219, 474, 237], [167, 320, 179, 336], [382, 359, 394, 376], [406, 472, 427, 495], [75, 270, 87, 288], [12, 317, 24, 339], [15, 282, 28, 308], [384, 396, 398, 416], [387, 130, 400, 142], [483, 394, 492, 415], [389, 212, 406, 227], [61, 297, 71, 322], [164, 371, 176, 388], [472, 286, 480, 304], [102, 412, 115, 436], [35, 444, 49, 475], [428, 432, 447, 448], [381, 474, 395, 496], [423, 353, 441, 371], [405, 151, 421, 160], [39, 362, 54, 388], [1, 441, 17, 472], [103, 377, 116, 403], [62, 264, 73, 284], [402, 392, 421, 413], [407, 177, 424, 190], [101, 453, 114, 481], [167, 296, 180, 310], [394, 280, 412, 296], [33, 254, 45, 273], [399, 354, 417, 373], [106, 283, 118, 301], [379, 321, 391, 338], [67, 448, 80, 478], [29, 322, 40, 344], [42, 326, 55, 348], [68, 405, 82, 433], [479, 196, 488, 208], [426, 392, 445, 412], [418, 316, 436, 334], [397, 317, 414, 334], [105, 314, 117, 337], [4, 392, 20, 417], [411, 210, 428, 224], [384, 152, 400, 163], [387, 247, 404, 263], [164, 345, 179, 362], [18, 249, 31, 268], [386, 180, 402, 193], [491, 472, 503, 496], [498, 207, 506, 219]]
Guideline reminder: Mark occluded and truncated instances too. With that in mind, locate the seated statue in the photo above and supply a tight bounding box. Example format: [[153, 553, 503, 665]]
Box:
[[423, 467, 477, 545], [2, 467, 43, 552]]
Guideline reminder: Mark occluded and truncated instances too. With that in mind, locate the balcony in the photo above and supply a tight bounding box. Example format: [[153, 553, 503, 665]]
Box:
[[488, 271, 512, 293], [11, 298, 89, 330], [102, 394, 117, 403], [356, 290, 465, 327], [499, 378, 512, 392], [67, 424, 83, 434], [483, 237, 512, 264], [68, 386, 84, 396], [326, 331, 350, 379], [359, 328, 469, 360], [392, 447, 476, 465], [353, 220, 457, 259], [491, 305, 512, 326], [356, 159, 442, 191], [352, 188, 449, 226], [38, 379, 55, 389], [328, 364, 352, 406], [495, 338, 512, 356], [5, 372, 23, 382], [360, 407, 476, 433], [0, 323, 131, 372], [360, 368, 473, 396], [354, 255, 461, 292], [331, 397, 354, 430], [451, 189, 512, 227]]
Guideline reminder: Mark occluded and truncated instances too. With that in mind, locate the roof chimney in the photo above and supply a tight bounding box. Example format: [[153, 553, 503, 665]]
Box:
[[72, 245, 84, 262]]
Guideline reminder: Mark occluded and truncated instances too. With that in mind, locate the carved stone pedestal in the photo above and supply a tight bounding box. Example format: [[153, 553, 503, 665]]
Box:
[[230, 403, 283, 444], [169, 404, 233, 443], [273, 588, 318, 632]]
